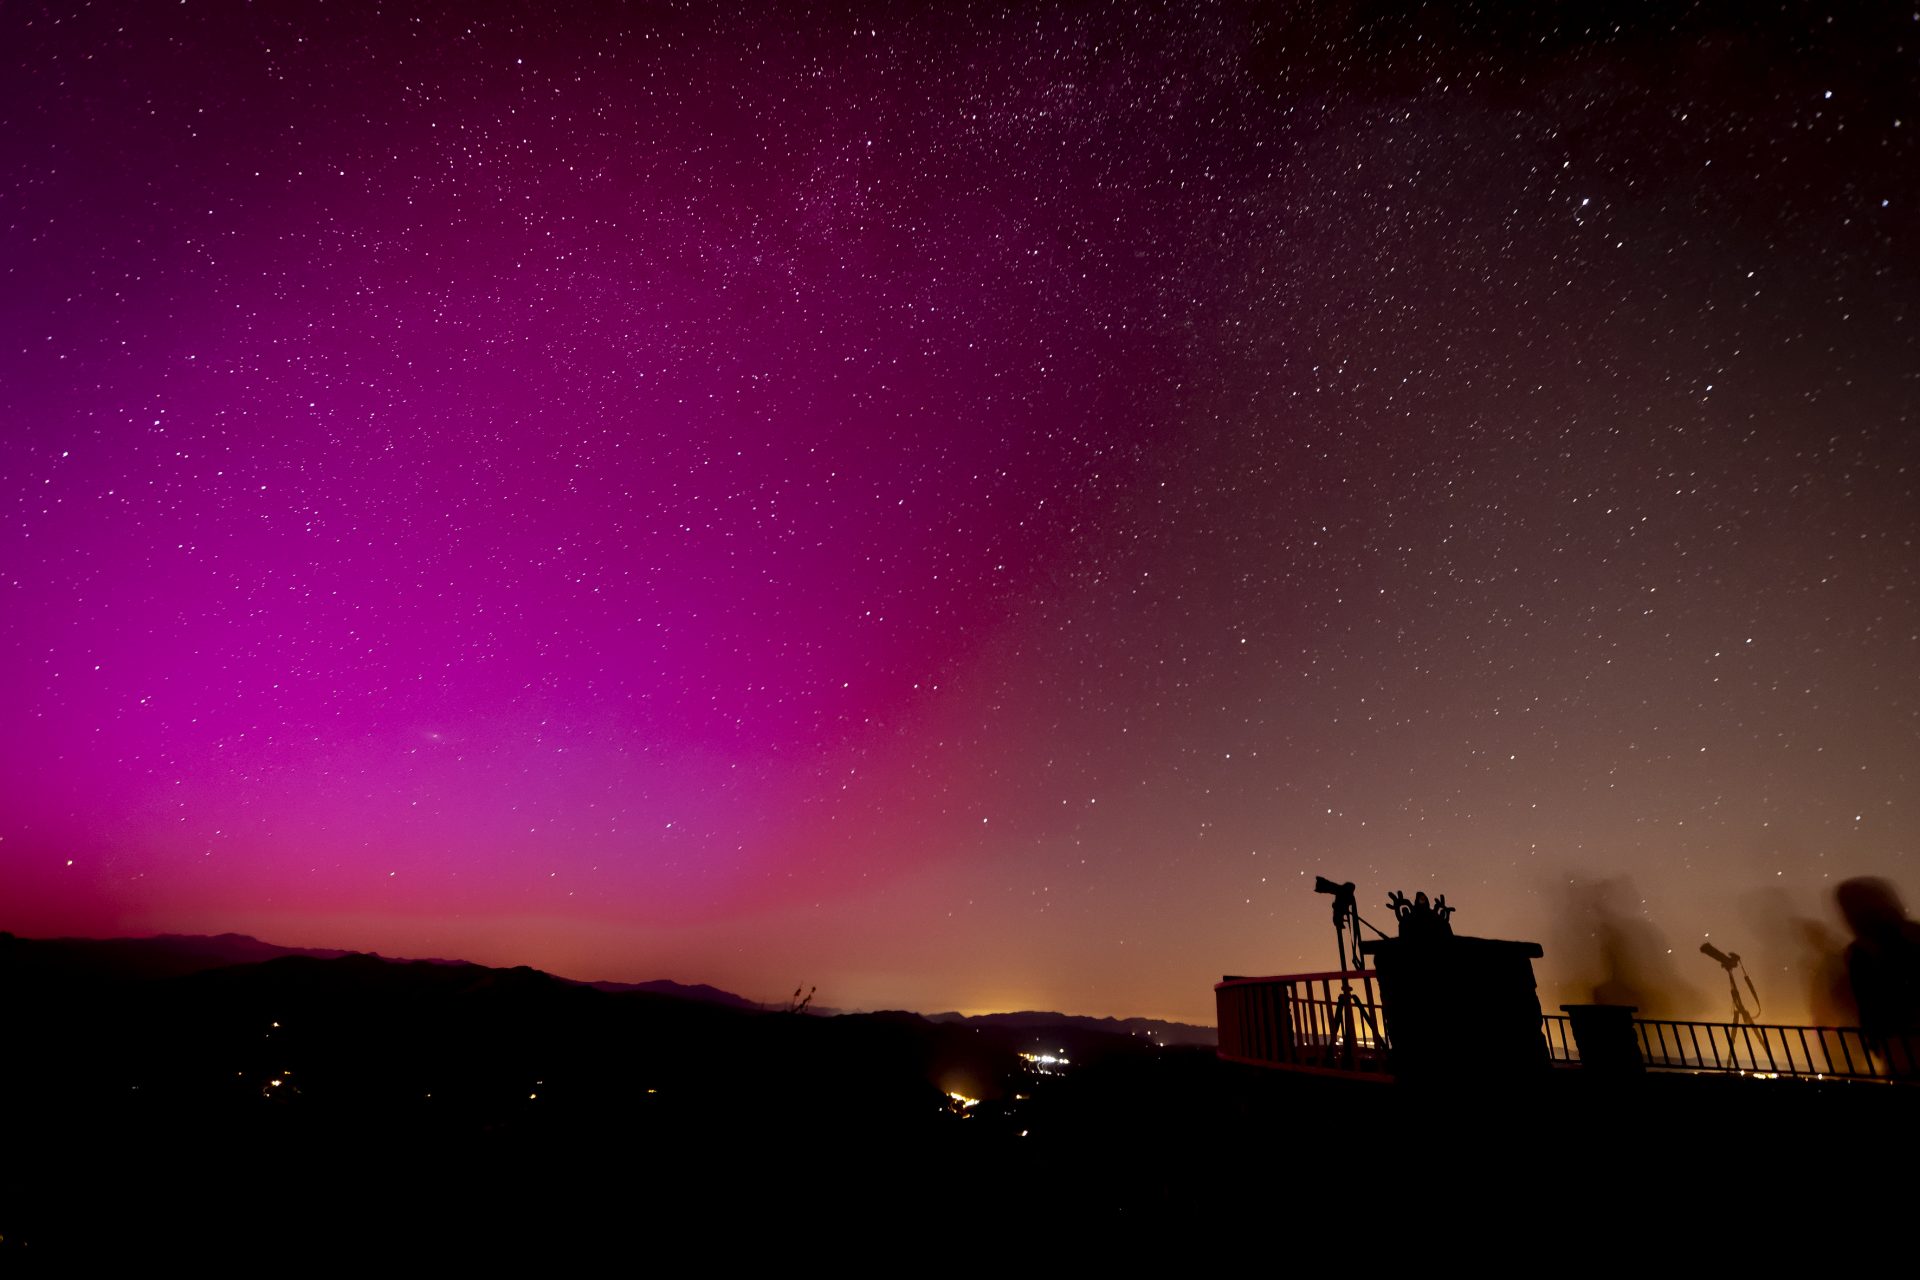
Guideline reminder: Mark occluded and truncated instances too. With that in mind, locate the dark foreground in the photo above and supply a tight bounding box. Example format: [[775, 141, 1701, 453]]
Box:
[[5, 935, 1912, 1262]]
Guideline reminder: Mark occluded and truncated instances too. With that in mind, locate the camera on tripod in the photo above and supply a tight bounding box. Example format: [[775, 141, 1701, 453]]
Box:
[[1314, 877, 1358, 925], [1308, 874, 1380, 1069], [1699, 941, 1739, 969]]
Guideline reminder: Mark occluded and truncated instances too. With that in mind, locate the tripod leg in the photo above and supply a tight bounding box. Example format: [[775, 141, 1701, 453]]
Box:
[[1331, 989, 1372, 1069], [1354, 1001, 1382, 1058]]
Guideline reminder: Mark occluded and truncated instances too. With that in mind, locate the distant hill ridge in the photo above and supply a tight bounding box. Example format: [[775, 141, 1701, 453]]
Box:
[[580, 977, 766, 1011], [0, 930, 1214, 1036]]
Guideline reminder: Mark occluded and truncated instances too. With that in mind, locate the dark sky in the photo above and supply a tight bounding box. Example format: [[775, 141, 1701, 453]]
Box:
[[3, 2, 1914, 1023]]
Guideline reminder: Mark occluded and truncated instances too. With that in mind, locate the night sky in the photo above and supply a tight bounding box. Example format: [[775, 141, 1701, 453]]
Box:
[[4, 2, 1915, 1025]]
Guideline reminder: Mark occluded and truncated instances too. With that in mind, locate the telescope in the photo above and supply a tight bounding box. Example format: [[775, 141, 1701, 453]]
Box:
[[1315, 876, 1355, 898], [1699, 941, 1760, 1025], [1699, 941, 1740, 969]]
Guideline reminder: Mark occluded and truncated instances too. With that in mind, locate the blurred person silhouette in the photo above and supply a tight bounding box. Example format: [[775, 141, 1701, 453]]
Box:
[[1560, 876, 1702, 1018], [1836, 878, 1920, 1069], [1735, 885, 1855, 1024], [1795, 918, 1856, 1026]]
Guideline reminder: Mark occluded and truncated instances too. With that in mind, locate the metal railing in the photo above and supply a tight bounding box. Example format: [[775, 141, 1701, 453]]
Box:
[[1215, 971, 1391, 1078], [1542, 1013, 1919, 1082], [1220, 972, 1919, 1085], [1540, 1012, 1578, 1064]]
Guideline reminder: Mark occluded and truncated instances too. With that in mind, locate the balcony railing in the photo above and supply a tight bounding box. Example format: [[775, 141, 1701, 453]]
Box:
[[1542, 1013, 1919, 1082], [1220, 972, 1918, 1084], [1215, 971, 1391, 1079]]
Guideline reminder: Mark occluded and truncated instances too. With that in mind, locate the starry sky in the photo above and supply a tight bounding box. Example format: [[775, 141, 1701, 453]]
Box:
[[3, 2, 1915, 1024]]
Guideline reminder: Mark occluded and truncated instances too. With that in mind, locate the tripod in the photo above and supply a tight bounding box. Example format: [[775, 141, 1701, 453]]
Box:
[[1721, 960, 1759, 1027], [1326, 886, 1386, 1069], [1701, 943, 1760, 1026]]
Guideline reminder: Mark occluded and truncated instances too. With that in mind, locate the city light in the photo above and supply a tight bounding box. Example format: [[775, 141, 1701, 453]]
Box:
[[1018, 1051, 1070, 1075]]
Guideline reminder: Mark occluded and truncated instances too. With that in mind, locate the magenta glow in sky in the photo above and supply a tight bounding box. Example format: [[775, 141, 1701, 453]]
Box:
[[4, 3, 1916, 1023]]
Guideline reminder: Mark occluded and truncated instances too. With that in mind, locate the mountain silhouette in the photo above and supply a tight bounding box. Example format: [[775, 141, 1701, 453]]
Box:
[[0, 930, 356, 983], [579, 977, 765, 1010]]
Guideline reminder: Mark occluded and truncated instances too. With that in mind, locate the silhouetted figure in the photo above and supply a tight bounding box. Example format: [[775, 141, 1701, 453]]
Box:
[[1559, 876, 1702, 1018], [1794, 919, 1856, 1026], [1387, 890, 1454, 942], [1836, 879, 1920, 1048]]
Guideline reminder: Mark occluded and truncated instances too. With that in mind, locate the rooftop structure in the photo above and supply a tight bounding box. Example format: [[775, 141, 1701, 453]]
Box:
[[1218, 887, 1919, 1085]]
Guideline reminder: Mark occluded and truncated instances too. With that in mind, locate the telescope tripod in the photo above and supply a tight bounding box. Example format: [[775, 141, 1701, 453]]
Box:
[[1700, 942, 1762, 1027], [1722, 962, 1759, 1027], [1327, 892, 1385, 1069]]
